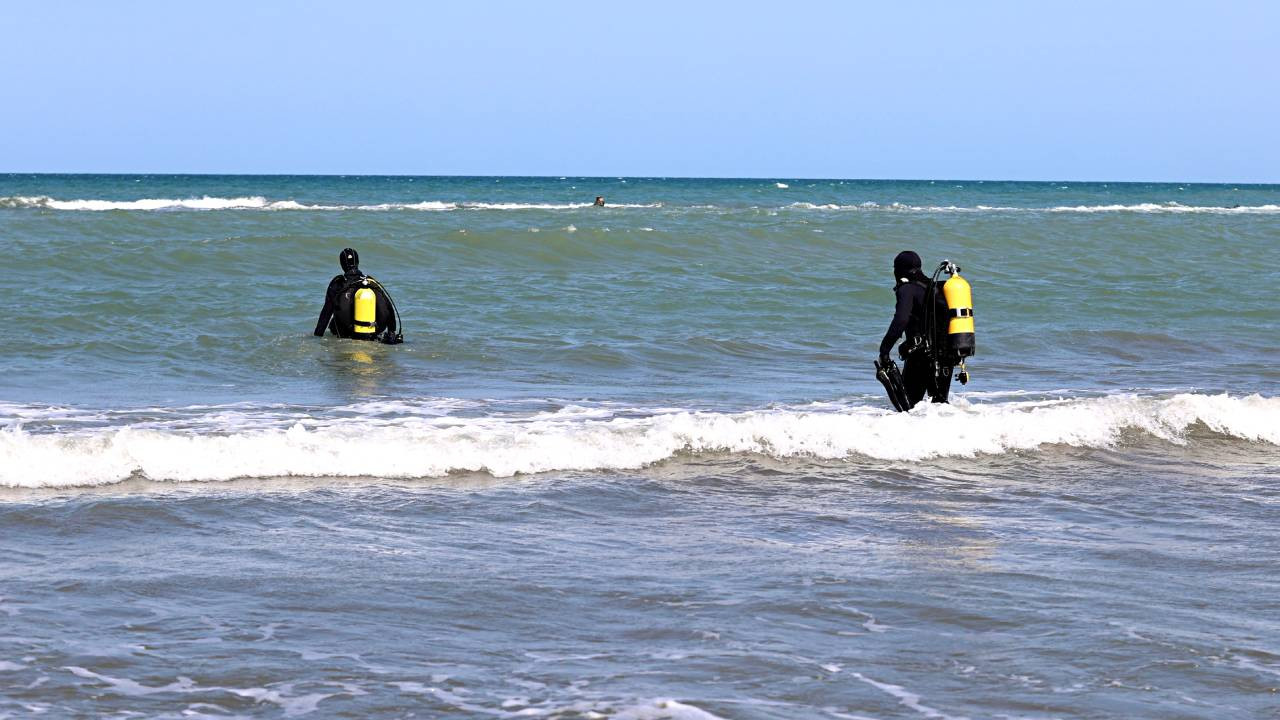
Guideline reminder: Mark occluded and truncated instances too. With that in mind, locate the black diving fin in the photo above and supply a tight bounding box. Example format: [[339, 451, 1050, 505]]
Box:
[[874, 359, 911, 412]]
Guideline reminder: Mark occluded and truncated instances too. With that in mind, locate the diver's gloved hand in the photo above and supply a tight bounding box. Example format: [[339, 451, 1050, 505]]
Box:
[[878, 353, 891, 367]]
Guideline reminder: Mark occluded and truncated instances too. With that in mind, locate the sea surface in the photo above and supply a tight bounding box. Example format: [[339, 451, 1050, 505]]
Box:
[[1, 175, 1278, 718]]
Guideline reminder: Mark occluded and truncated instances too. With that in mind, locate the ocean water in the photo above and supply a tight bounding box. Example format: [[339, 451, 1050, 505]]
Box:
[[1, 175, 1278, 718]]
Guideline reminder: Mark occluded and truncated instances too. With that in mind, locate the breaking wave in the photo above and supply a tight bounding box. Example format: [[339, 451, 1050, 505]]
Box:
[[5, 195, 1278, 214], [0, 196, 662, 211], [1, 393, 1276, 488], [785, 201, 1280, 214]]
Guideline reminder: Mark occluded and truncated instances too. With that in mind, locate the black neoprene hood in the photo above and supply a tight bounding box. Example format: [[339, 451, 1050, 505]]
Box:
[[339, 248, 360, 274], [893, 250, 922, 279]]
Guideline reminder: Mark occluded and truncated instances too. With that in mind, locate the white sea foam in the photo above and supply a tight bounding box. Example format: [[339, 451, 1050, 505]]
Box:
[[64, 666, 341, 714], [10, 194, 1277, 214], [459, 201, 661, 210], [3, 195, 281, 211], [851, 672, 966, 720], [356, 200, 456, 211], [612, 699, 729, 720], [785, 201, 1280, 214], [0, 196, 661, 212], [1043, 202, 1280, 213], [1, 393, 1276, 489]]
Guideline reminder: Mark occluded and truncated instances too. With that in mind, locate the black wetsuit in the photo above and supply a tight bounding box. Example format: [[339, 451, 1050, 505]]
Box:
[[879, 279, 952, 409], [313, 271, 397, 340]]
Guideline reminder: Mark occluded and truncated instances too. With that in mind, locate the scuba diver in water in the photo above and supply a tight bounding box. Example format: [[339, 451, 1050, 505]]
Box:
[[875, 250, 974, 411], [313, 248, 403, 344]]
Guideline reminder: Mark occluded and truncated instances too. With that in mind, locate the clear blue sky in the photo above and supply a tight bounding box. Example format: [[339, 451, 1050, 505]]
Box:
[[2, 1, 1276, 181]]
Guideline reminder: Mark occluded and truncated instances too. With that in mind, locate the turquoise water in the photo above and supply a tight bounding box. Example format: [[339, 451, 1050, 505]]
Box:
[[4, 175, 1279, 411], [2, 175, 1278, 718]]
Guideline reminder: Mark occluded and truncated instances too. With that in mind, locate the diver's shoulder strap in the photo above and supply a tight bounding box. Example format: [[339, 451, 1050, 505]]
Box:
[[339, 272, 369, 291]]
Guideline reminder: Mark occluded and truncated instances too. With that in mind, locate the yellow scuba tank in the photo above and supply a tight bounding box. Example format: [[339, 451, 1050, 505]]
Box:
[[942, 271, 975, 358], [353, 284, 377, 336]]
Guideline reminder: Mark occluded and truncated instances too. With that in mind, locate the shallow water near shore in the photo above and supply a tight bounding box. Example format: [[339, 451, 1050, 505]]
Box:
[[2, 175, 1278, 717]]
